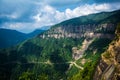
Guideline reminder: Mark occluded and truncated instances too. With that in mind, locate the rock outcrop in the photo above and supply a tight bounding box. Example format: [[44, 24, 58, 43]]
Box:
[[93, 23, 120, 80], [72, 38, 94, 60], [40, 23, 115, 39]]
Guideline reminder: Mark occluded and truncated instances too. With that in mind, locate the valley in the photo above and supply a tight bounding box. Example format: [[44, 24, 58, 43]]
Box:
[[0, 9, 120, 80], [0, 29, 45, 48]]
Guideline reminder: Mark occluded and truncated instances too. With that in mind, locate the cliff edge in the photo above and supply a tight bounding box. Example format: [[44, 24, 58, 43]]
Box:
[[93, 23, 120, 80]]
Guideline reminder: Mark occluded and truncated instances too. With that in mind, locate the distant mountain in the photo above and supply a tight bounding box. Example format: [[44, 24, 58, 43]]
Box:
[[0, 29, 27, 48], [0, 28, 46, 48], [27, 29, 45, 38], [40, 26, 51, 30], [0, 9, 120, 80]]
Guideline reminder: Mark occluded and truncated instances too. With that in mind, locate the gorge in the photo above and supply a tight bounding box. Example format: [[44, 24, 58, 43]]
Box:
[[0, 9, 120, 80]]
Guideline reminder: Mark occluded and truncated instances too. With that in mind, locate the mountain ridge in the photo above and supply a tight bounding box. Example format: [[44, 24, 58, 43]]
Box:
[[38, 9, 120, 39], [0, 9, 120, 80], [0, 28, 46, 48], [52, 9, 120, 28]]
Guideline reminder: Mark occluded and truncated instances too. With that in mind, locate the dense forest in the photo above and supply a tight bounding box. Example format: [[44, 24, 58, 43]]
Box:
[[0, 9, 120, 80]]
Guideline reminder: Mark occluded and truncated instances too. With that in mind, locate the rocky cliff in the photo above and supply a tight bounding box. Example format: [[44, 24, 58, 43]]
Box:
[[0, 10, 120, 80], [39, 9, 120, 39], [40, 23, 115, 39], [93, 23, 120, 80]]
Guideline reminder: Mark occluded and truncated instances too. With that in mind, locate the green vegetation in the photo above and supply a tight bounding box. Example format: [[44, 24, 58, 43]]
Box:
[[0, 37, 85, 80], [116, 23, 120, 38], [69, 61, 97, 80], [52, 10, 120, 28], [0, 37, 111, 80], [0, 29, 45, 49], [102, 51, 111, 59], [0, 9, 120, 80], [66, 65, 80, 78], [0, 28, 114, 80], [68, 38, 112, 80], [84, 38, 112, 59]]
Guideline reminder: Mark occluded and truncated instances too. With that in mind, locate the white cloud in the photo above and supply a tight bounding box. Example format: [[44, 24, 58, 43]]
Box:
[[65, 3, 112, 18], [32, 5, 65, 28], [1, 22, 41, 33], [55, 11, 65, 21], [0, 12, 20, 19], [32, 3, 120, 32], [1, 2, 120, 33]]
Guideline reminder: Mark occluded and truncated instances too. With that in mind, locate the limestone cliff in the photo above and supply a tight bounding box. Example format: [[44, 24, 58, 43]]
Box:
[[93, 23, 120, 80], [40, 23, 115, 39], [39, 10, 120, 39]]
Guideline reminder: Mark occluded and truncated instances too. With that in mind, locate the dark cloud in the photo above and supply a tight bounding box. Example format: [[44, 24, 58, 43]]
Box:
[[0, 0, 38, 24], [0, 0, 120, 32], [93, 0, 120, 3]]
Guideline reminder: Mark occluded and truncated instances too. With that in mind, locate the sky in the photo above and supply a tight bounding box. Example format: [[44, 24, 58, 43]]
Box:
[[0, 0, 120, 33]]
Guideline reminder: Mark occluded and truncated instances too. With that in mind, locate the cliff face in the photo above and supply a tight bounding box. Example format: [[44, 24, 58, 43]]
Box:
[[40, 23, 115, 39], [1, 10, 120, 80], [39, 10, 120, 39], [93, 23, 120, 80]]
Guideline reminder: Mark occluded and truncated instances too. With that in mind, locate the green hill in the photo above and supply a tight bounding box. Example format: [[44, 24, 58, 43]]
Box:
[[0, 9, 120, 80], [52, 10, 120, 28], [0, 29, 45, 48]]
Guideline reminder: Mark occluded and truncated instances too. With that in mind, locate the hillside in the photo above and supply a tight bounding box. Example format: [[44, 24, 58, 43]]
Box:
[[40, 10, 120, 39], [93, 23, 120, 80], [0, 29, 45, 48], [0, 9, 120, 80], [0, 29, 27, 48], [27, 29, 45, 38]]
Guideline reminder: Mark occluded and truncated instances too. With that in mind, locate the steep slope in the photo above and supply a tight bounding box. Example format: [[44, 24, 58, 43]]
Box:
[[93, 23, 120, 80], [53, 10, 120, 27], [0, 9, 120, 80], [40, 10, 120, 39]]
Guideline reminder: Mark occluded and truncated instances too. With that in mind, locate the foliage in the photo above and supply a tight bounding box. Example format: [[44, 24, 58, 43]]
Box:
[[1, 9, 120, 80], [84, 38, 112, 58], [52, 10, 120, 28], [0, 37, 85, 80], [68, 38, 112, 80], [116, 23, 120, 38]]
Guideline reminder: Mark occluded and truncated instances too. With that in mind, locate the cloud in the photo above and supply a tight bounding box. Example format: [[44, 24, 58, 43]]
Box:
[[65, 3, 111, 18], [0, 0, 37, 22], [32, 3, 120, 32], [0, 0, 120, 33], [1, 22, 39, 33], [33, 5, 65, 23]]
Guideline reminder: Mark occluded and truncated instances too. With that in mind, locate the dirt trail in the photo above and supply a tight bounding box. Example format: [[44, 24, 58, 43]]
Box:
[[0, 60, 83, 70], [69, 61, 83, 69]]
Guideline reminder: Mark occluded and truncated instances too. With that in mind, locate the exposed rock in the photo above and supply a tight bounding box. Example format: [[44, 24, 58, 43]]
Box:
[[93, 23, 120, 80], [72, 39, 94, 60], [40, 23, 115, 39], [81, 59, 86, 65]]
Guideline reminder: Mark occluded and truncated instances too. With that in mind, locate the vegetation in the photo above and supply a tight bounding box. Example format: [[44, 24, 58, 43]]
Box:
[[0, 9, 120, 80], [0, 37, 111, 80], [0, 37, 85, 80], [52, 10, 120, 28], [116, 23, 120, 38], [67, 38, 112, 80]]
